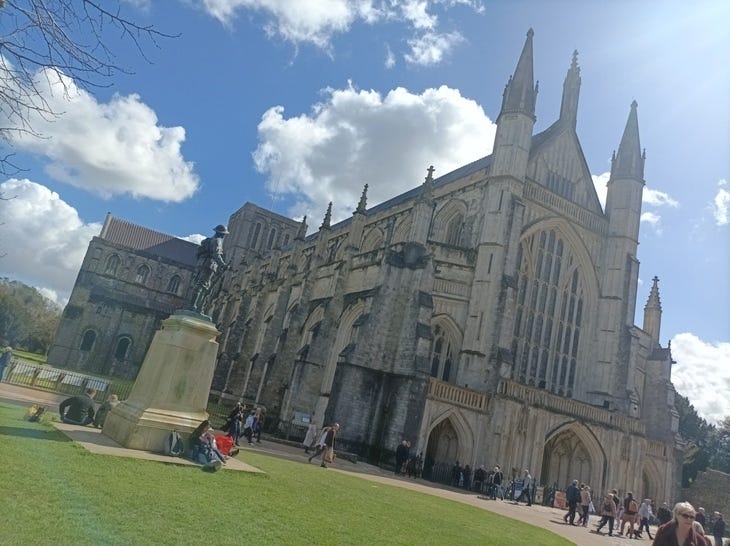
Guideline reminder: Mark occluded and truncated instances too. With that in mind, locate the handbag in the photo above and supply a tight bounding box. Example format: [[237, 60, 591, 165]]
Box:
[[589, 501, 596, 514]]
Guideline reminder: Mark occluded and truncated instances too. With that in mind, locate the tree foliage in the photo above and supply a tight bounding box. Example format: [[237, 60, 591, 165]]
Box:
[[0, 277, 61, 353], [709, 416, 730, 474], [0, 0, 173, 173], [675, 392, 721, 486]]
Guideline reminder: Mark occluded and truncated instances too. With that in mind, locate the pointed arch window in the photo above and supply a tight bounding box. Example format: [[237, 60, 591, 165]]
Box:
[[80, 329, 97, 352], [512, 229, 584, 397], [105, 255, 120, 276], [361, 228, 384, 253], [429, 324, 456, 382], [445, 213, 464, 246], [266, 228, 277, 250], [135, 264, 150, 284], [250, 222, 262, 249]]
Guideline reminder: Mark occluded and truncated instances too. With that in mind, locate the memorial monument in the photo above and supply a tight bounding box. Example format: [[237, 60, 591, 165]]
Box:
[[103, 226, 228, 451]]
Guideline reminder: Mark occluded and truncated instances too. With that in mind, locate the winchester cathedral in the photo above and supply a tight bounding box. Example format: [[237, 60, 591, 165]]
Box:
[[49, 30, 682, 499]]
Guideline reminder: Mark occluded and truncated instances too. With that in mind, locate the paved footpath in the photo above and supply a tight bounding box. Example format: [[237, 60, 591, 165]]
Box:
[[1, 382, 659, 545]]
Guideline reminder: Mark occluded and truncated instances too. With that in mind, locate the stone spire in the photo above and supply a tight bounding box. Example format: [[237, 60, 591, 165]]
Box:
[[355, 184, 368, 214], [320, 202, 332, 230], [559, 50, 581, 128], [611, 100, 645, 181], [296, 215, 308, 240], [499, 28, 538, 119], [643, 276, 662, 344]]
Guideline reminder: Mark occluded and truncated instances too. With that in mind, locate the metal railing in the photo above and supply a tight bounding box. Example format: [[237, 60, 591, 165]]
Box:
[[1, 359, 133, 403]]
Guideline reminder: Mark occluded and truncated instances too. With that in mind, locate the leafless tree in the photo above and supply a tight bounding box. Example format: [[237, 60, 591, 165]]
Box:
[[0, 0, 175, 174]]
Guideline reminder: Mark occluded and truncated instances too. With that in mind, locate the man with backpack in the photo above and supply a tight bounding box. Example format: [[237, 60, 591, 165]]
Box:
[[620, 492, 639, 537]]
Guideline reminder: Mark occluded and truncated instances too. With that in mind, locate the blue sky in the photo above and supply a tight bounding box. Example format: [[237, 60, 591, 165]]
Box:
[[1, 0, 728, 423]]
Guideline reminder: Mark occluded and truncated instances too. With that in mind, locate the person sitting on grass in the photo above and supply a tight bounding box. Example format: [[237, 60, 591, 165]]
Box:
[[189, 420, 227, 471], [93, 394, 120, 428], [59, 388, 96, 426]]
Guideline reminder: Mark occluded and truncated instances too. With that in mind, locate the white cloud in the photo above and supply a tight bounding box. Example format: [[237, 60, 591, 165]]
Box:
[[671, 332, 730, 425], [2, 67, 199, 202], [202, 0, 370, 48], [0, 179, 102, 300], [181, 233, 206, 245], [36, 287, 64, 307], [400, 0, 438, 29], [253, 83, 496, 222], [201, 1, 480, 63], [644, 188, 679, 208], [385, 45, 396, 69], [640, 211, 662, 234], [591, 172, 610, 209], [712, 179, 729, 226], [591, 173, 678, 234], [405, 30, 464, 66]]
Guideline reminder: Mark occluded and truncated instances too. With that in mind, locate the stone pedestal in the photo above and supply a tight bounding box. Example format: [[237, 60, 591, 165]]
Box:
[[103, 311, 220, 452]]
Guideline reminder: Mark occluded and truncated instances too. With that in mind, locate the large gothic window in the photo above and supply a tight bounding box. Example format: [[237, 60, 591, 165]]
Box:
[[512, 229, 585, 397], [445, 213, 464, 246], [429, 324, 455, 382]]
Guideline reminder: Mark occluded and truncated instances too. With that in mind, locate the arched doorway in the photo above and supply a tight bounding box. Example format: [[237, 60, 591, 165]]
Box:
[[542, 427, 597, 489], [641, 461, 662, 501], [424, 418, 459, 483]]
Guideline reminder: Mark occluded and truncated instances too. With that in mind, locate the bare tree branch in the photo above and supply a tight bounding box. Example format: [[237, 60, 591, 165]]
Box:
[[0, 0, 177, 174]]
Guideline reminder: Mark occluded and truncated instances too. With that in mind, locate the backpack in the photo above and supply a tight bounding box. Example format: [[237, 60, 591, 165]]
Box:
[[628, 499, 638, 513], [164, 430, 185, 457]]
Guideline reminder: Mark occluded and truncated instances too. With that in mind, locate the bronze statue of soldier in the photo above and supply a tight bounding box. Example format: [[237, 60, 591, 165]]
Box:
[[189, 224, 228, 314]]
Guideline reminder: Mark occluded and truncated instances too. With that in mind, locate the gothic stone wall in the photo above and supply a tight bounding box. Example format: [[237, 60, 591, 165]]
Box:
[[419, 391, 677, 503], [48, 238, 193, 378]]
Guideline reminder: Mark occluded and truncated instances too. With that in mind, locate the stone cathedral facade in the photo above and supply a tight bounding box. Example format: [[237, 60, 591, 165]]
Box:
[[51, 30, 682, 500]]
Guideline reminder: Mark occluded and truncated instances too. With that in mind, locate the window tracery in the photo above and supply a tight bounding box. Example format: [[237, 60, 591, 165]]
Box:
[[512, 229, 584, 397]]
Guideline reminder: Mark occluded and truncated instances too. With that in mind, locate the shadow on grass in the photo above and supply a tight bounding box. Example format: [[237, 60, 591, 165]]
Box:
[[0, 425, 71, 442]]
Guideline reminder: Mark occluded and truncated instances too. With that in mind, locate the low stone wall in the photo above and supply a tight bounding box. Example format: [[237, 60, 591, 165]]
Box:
[[682, 468, 730, 534]]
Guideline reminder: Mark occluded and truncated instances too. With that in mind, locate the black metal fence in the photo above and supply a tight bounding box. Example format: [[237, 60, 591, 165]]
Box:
[[1, 359, 133, 403]]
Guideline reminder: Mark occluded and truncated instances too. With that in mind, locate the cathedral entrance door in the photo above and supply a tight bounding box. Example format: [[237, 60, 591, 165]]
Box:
[[541, 427, 599, 489], [424, 418, 459, 480]]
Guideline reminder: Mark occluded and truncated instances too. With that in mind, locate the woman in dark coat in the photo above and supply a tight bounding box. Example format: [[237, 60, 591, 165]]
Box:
[[653, 502, 711, 546]]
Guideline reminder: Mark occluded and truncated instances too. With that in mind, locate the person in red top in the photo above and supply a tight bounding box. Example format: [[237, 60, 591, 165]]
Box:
[[653, 502, 712, 546]]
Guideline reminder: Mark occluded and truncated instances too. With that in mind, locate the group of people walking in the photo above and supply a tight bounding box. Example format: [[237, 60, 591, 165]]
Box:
[[554, 480, 729, 546], [222, 402, 266, 447]]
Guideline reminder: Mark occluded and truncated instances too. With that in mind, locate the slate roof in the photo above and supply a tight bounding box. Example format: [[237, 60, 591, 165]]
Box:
[[99, 215, 198, 267], [306, 154, 495, 240]]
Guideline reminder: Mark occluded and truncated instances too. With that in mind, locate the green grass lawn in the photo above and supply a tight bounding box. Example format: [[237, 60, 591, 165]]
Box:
[[9, 349, 47, 364], [0, 401, 572, 546]]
